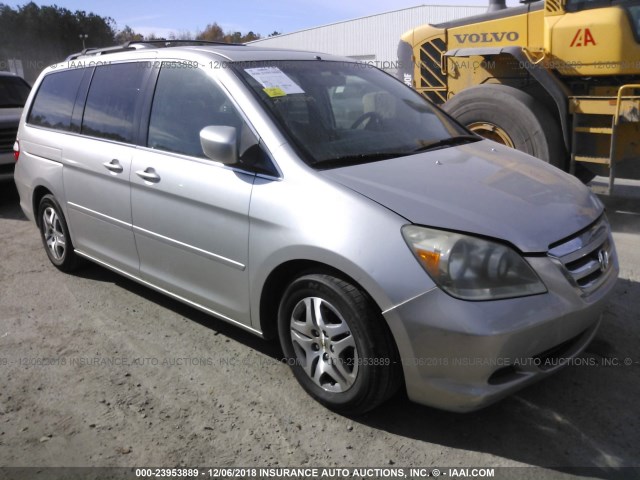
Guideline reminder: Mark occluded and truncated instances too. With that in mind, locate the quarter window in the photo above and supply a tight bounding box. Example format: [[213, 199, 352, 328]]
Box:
[[565, 1, 611, 11], [148, 64, 242, 158], [27, 69, 83, 131], [82, 63, 146, 143]]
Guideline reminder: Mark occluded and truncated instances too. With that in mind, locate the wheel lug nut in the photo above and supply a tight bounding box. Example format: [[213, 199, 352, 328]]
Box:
[[312, 343, 319, 351], [323, 353, 328, 361]]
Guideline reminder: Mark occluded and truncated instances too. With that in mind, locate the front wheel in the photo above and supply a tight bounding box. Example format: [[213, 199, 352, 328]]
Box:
[[37, 194, 81, 272], [278, 274, 400, 414]]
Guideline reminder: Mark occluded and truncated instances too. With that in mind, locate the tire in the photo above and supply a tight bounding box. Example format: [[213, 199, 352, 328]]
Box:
[[443, 84, 566, 169], [37, 194, 81, 272], [278, 274, 400, 415]]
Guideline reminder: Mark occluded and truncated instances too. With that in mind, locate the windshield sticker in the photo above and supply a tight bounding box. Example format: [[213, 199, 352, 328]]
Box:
[[245, 67, 305, 96], [263, 87, 287, 98]]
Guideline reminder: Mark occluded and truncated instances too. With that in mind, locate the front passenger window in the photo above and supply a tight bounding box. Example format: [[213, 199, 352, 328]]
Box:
[[148, 64, 242, 158]]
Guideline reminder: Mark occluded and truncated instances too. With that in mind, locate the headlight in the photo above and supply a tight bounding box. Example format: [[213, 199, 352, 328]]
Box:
[[402, 225, 546, 301]]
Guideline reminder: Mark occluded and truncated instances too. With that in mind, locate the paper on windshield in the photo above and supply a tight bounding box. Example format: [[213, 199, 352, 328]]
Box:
[[245, 67, 305, 97]]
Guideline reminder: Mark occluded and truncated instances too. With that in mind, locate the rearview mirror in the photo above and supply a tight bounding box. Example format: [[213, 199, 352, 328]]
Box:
[[200, 126, 237, 164]]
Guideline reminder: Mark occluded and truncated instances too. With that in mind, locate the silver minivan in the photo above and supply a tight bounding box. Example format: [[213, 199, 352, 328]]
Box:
[[14, 42, 618, 414]]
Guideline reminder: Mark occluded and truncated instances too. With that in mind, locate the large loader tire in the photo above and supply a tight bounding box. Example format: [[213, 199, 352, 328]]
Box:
[[443, 84, 566, 169]]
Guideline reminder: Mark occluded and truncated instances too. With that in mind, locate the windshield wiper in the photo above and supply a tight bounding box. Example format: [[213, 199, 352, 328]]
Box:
[[412, 135, 481, 153], [312, 135, 482, 169], [313, 152, 410, 169]]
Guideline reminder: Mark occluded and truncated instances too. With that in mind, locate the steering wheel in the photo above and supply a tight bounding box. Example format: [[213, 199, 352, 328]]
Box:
[[350, 111, 383, 130]]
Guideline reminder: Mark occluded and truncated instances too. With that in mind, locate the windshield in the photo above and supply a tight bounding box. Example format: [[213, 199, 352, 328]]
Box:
[[0, 75, 31, 108], [566, 0, 638, 11], [565, 1, 640, 40], [234, 60, 469, 169]]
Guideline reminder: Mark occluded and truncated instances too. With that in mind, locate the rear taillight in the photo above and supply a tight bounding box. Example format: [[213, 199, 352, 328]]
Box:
[[13, 141, 19, 162]]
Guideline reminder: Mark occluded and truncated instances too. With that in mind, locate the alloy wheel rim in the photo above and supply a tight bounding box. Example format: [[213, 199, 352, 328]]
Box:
[[289, 297, 359, 393], [468, 121, 515, 148], [42, 207, 66, 261]]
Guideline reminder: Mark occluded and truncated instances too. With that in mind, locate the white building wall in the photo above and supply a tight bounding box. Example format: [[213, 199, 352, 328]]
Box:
[[250, 5, 485, 68]]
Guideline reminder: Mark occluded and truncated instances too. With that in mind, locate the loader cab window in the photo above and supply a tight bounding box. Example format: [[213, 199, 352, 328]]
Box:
[[565, 1, 635, 12], [566, 1, 640, 41], [566, 1, 610, 11], [626, 5, 640, 39]]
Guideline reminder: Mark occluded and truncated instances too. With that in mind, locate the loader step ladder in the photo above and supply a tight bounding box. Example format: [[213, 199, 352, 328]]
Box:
[[569, 84, 640, 195]]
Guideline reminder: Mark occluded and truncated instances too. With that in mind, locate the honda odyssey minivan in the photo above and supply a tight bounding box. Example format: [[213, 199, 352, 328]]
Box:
[[14, 42, 618, 413]]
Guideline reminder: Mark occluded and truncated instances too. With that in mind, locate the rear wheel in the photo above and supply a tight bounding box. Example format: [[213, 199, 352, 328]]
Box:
[[37, 194, 80, 272], [278, 274, 400, 414], [443, 84, 566, 169]]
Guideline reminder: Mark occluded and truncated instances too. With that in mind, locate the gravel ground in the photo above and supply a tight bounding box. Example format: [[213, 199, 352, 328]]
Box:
[[0, 181, 638, 479]]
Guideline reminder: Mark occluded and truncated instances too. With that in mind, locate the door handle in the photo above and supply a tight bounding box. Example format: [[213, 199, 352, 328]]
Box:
[[136, 167, 161, 183], [103, 159, 123, 173]]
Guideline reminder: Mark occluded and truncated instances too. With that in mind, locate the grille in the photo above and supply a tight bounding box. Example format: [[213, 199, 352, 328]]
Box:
[[418, 36, 447, 105], [0, 127, 18, 153], [548, 217, 615, 296], [545, 0, 562, 14], [532, 331, 585, 371]]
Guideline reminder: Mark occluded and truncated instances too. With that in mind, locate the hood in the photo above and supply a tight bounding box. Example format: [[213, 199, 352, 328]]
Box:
[[321, 141, 603, 253]]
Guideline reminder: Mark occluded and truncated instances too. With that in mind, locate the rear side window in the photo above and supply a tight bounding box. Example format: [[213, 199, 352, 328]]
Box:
[[148, 63, 242, 157], [82, 63, 146, 143], [27, 69, 84, 131]]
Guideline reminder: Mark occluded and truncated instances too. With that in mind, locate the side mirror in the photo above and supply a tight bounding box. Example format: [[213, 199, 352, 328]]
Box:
[[199, 125, 237, 164]]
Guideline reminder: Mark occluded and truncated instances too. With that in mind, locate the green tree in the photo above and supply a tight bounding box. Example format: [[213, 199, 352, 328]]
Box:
[[241, 31, 260, 42], [145, 32, 164, 41], [224, 31, 242, 43], [0, 2, 271, 82], [115, 25, 143, 43], [196, 23, 224, 42], [195, 23, 261, 44], [0, 2, 116, 81]]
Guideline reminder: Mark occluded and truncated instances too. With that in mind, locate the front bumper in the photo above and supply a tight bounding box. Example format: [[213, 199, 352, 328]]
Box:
[[384, 245, 618, 412]]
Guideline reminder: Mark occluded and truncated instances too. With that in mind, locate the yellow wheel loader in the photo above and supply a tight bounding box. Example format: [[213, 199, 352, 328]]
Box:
[[398, 0, 640, 194]]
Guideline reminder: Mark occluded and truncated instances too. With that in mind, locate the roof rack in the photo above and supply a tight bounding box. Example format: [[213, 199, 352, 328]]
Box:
[[128, 39, 246, 47], [65, 39, 245, 61]]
